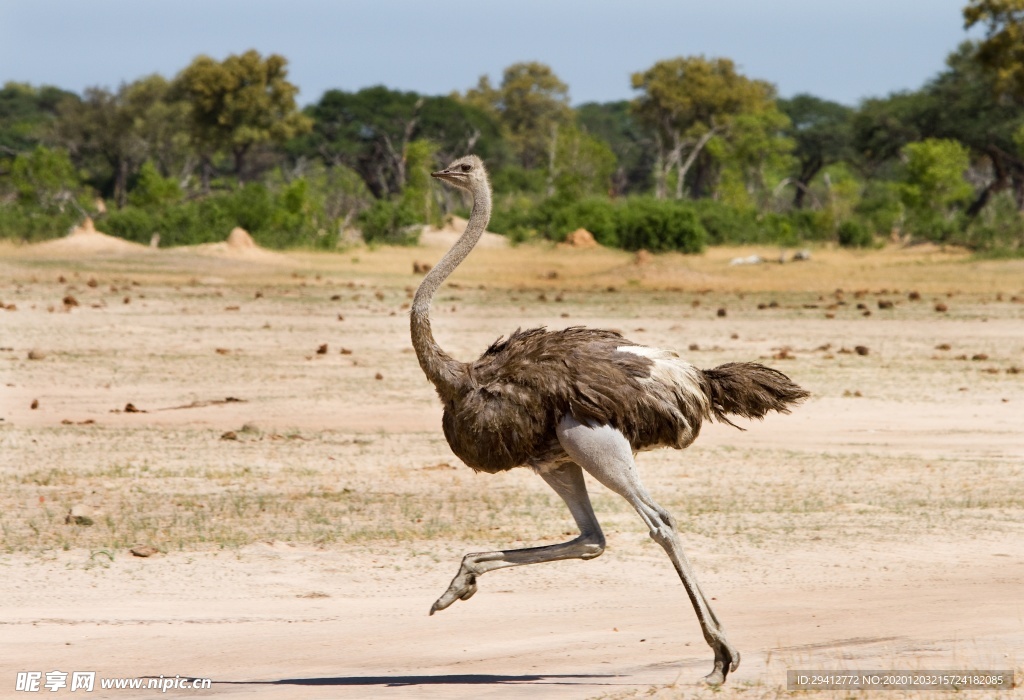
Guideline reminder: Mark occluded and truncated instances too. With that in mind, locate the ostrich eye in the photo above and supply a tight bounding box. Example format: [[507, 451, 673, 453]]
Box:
[[460, 164, 472, 173]]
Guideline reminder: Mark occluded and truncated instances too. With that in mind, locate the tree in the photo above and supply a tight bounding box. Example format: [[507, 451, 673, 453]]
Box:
[[10, 145, 84, 212], [777, 94, 854, 208], [631, 56, 778, 199], [300, 86, 503, 199], [550, 125, 617, 199], [173, 50, 311, 186], [462, 62, 573, 171], [577, 100, 655, 195], [964, 0, 1024, 100], [850, 91, 930, 177], [709, 109, 795, 209], [0, 82, 78, 164], [899, 138, 973, 236], [923, 42, 1024, 212], [121, 75, 192, 184], [52, 86, 145, 207]]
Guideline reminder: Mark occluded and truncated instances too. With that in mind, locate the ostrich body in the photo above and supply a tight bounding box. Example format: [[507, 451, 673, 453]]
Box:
[[413, 155, 808, 685]]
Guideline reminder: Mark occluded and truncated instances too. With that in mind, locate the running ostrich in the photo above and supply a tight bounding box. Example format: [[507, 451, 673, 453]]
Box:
[[412, 155, 808, 685]]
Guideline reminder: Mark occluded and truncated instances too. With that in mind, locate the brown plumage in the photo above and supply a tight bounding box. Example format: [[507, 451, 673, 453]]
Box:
[[411, 155, 809, 686], [435, 326, 808, 474]]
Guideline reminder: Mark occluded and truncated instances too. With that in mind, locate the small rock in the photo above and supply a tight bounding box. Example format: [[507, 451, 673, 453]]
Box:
[[124, 403, 141, 413], [316, 343, 328, 355], [130, 545, 160, 558], [374, 372, 384, 380], [63, 295, 79, 307], [854, 345, 870, 356], [934, 303, 948, 313], [27, 349, 46, 360], [30, 399, 39, 410], [65, 505, 94, 527], [220, 431, 238, 441], [716, 308, 727, 317]]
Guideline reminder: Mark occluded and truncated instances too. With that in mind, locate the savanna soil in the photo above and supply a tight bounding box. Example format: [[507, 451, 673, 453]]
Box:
[[1, 234, 1022, 699]]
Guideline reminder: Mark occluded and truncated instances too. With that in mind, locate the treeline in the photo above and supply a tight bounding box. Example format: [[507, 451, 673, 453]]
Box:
[[2, 0, 1023, 255]]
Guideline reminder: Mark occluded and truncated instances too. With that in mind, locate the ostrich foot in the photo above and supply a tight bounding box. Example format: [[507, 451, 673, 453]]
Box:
[[428, 569, 478, 615], [700, 638, 740, 686]]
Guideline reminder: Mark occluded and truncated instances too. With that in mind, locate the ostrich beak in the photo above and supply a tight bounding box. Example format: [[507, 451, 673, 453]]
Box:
[[431, 169, 465, 187]]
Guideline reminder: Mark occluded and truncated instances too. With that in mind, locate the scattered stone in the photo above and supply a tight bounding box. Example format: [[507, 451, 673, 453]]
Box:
[[220, 431, 238, 441], [87, 277, 98, 288], [791, 249, 812, 262], [215, 348, 230, 355], [339, 347, 352, 355], [30, 399, 38, 410], [124, 403, 142, 413], [971, 353, 989, 361], [130, 545, 160, 558], [908, 291, 921, 301], [935, 343, 951, 351], [413, 261, 433, 274], [1007, 366, 1021, 375], [854, 345, 870, 356], [689, 343, 700, 351], [27, 349, 46, 360], [316, 344, 328, 355], [877, 300, 894, 309], [374, 372, 384, 380], [934, 302, 948, 313], [65, 505, 94, 527], [63, 295, 79, 307], [716, 308, 727, 317], [843, 390, 863, 397], [730, 255, 763, 266]]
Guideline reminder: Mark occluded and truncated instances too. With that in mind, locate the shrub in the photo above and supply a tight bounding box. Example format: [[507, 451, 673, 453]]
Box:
[[692, 200, 759, 245], [359, 198, 420, 245], [556, 197, 619, 246], [837, 219, 874, 248], [615, 198, 706, 253]]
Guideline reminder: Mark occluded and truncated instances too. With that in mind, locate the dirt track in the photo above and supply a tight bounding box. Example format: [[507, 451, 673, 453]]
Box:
[[1, 236, 1022, 698]]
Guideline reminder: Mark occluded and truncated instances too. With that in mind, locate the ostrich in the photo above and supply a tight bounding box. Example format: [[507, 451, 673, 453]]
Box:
[[412, 155, 808, 685]]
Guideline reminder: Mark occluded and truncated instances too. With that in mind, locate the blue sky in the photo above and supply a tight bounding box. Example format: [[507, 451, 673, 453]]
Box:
[[2, 0, 978, 106]]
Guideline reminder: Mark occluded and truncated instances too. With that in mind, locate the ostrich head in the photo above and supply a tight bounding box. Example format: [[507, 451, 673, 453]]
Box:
[[431, 155, 488, 193]]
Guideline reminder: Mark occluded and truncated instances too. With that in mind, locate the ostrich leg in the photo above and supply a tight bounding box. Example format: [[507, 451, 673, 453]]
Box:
[[556, 415, 739, 685], [429, 462, 606, 614]]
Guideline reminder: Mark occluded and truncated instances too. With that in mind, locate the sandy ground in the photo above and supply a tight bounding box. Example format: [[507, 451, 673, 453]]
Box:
[[1, 234, 1022, 698]]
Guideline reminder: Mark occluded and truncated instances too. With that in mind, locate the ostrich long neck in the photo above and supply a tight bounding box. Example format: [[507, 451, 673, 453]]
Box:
[[411, 180, 492, 399]]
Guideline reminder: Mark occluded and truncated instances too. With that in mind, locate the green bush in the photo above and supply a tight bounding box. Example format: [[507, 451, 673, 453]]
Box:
[[359, 198, 420, 245], [544, 197, 619, 246], [128, 162, 181, 208], [615, 198, 706, 253], [0, 205, 81, 243], [692, 200, 759, 245], [103, 180, 336, 249], [837, 219, 875, 248]]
